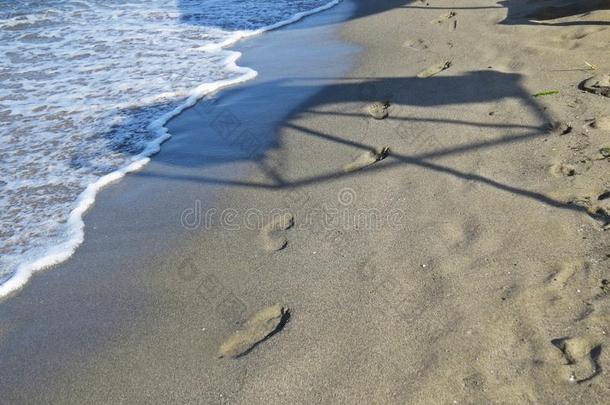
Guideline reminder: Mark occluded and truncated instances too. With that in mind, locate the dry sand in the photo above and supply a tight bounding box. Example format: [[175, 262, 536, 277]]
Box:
[[2, 0, 610, 404]]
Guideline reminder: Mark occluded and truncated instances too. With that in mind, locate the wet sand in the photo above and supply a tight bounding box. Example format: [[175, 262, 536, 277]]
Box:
[[2, 0, 610, 403]]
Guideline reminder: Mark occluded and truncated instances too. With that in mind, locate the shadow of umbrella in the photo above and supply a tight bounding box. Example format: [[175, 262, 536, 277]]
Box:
[[498, 0, 610, 25]]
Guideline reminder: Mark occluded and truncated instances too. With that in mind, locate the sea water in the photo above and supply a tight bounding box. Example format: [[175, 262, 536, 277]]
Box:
[[0, 0, 341, 295]]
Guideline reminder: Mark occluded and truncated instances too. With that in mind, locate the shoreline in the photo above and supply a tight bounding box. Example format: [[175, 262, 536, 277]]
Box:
[[0, 1, 362, 402], [0, 0, 347, 300], [3, 1, 610, 403]]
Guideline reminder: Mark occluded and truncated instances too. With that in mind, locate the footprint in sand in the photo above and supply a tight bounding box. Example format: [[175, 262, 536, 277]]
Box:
[[218, 304, 289, 358], [439, 218, 482, 249], [568, 192, 610, 228], [550, 156, 593, 177], [549, 121, 573, 136], [462, 372, 486, 392], [551, 336, 602, 383], [343, 147, 390, 172], [598, 190, 610, 201], [591, 115, 610, 131], [588, 202, 610, 229], [564, 27, 605, 42], [431, 11, 456, 24], [417, 61, 452, 78], [402, 38, 428, 51], [579, 73, 610, 97], [550, 162, 576, 177], [546, 261, 585, 290], [260, 213, 294, 252], [368, 101, 390, 120]]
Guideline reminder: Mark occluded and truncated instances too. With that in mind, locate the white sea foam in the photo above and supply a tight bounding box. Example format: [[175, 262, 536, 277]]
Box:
[[0, 0, 342, 297]]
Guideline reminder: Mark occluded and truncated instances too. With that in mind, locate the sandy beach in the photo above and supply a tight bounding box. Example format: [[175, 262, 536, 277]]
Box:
[[2, 0, 610, 403]]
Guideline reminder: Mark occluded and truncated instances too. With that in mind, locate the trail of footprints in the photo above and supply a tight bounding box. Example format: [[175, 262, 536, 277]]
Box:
[[255, 5, 610, 393], [526, 262, 610, 383], [545, 260, 608, 383], [551, 336, 601, 383], [570, 190, 610, 229], [408, 2, 610, 395], [505, 56, 610, 387], [547, 115, 610, 228], [259, 213, 294, 252]]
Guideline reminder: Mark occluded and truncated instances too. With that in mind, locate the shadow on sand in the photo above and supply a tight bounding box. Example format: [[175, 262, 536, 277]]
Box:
[[403, 0, 610, 26], [499, 0, 610, 25], [97, 67, 607, 224], [77, 0, 610, 235]]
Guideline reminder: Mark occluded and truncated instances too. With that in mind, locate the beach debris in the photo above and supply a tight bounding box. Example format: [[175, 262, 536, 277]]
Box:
[[417, 61, 452, 78], [368, 101, 390, 120], [431, 11, 456, 24], [218, 304, 289, 359], [343, 147, 390, 172], [591, 116, 610, 131], [585, 61, 598, 71], [260, 213, 294, 252], [579, 73, 610, 97], [599, 147, 610, 158], [551, 337, 601, 383], [551, 61, 598, 72], [533, 90, 560, 97]]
